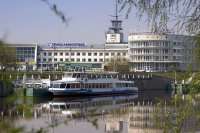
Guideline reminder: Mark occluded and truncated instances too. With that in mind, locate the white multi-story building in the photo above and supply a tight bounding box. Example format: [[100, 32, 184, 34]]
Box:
[[128, 33, 196, 72], [37, 43, 128, 71]]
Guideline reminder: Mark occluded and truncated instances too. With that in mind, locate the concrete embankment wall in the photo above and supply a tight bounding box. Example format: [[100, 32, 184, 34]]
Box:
[[0, 80, 14, 97], [135, 75, 173, 91], [133, 75, 173, 101]]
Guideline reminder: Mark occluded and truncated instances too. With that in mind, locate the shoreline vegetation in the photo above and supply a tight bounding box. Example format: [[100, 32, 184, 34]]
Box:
[[0, 70, 200, 97]]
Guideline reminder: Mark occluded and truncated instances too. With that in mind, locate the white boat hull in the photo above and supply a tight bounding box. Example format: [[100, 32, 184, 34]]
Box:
[[49, 87, 138, 97]]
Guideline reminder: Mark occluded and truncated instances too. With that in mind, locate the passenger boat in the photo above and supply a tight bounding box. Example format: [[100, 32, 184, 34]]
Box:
[[48, 71, 138, 96], [24, 79, 52, 97]]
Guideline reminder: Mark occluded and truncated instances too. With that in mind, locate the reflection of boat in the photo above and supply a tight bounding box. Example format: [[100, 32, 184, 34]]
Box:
[[49, 71, 138, 96], [39, 95, 138, 115]]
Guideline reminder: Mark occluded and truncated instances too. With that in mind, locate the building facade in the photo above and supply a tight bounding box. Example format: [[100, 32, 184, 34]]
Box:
[[10, 44, 38, 71], [37, 43, 128, 71], [128, 33, 196, 72]]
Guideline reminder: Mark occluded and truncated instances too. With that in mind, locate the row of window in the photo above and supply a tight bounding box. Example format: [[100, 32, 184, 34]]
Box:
[[131, 56, 169, 61], [40, 58, 104, 62], [130, 41, 170, 48], [42, 52, 126, 56], [52, 82, 134, 89], [52, 83, 113, 89], [40, 57, 127, 63], [130, 49, 169, 54]]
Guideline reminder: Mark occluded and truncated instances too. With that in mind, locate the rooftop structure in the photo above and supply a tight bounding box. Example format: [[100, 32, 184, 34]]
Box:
[[106, 0, 124, 44]]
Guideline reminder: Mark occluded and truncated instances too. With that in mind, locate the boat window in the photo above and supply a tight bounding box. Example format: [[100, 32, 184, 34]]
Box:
[[88, 83, 92, 88], [85, 83, 89, 88], [76, 83, 80, 88], [60, 83, 66, 88], [109, 83, 112, 88], [102, 84, 106, 88], [125, 83, 129, 87], [129, 83, 134, 87], [107, 75, 112, 78], [50, 84, 53, 87], [97, 84, 100, 88], [66, 84, 71, 88], [116, 83, 121, 88], [71, 84, 76, 88], [53, 84, 60, 88], [64, 73, 73, 78], [53, 105, 59, 109], [92, 83, 95, 88], [106, 84, 108, 88], [60, 105, 66, 110]]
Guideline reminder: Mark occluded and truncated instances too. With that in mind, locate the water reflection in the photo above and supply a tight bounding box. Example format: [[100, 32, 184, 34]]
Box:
[[0, 91, 199, 133]]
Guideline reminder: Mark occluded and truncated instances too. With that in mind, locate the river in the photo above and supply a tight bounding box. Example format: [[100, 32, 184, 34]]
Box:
[[0, 90, 199, 133]]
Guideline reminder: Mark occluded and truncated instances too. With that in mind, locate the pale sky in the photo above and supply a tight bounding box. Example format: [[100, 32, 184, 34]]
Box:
[[0, 0, 148, 45]]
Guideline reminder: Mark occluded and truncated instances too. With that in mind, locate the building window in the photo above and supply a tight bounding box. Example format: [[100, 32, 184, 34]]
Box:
[[106, 58, 109, 62], [71, 52, 74, 56], [117, 53, 121, 56], [60, 58, 63, 62], [43, 52, 47, 56], [48, 52, 52, 56], [111, 53, 115, 56], [99, 53, 103, 56], [77, 58, 80, 62], [94, 53, 97, 56], [65, 58, 69, 62], [94, 58, 97, 62], [60, 52, 63, 56], [54, 53, 57, 56], [88, 58, 92, 62], [71, 58, 74, 62], [82, 58, 86, 62], [65, 53, 69, 56], [54, 58, 57, 62], [123, 53, 126, 56], [48, 58, 52, 62], [100, 58, 103, 62], [88, 53, 92, 56], [77, 52, 80, 56], [82, 53, 86, 56], [105, 53, 109, 56], [43, 58, 46, 62]]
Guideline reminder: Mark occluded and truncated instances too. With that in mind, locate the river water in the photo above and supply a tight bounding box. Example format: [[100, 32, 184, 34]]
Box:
[[0, 90, 199, 133]]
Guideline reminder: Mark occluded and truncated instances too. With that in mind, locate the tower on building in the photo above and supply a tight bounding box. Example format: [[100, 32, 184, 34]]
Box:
[[106, 0, 124, 44]]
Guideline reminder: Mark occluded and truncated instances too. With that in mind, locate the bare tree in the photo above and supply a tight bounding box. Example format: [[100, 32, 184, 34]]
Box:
[[118, 0, 200, 34], [40, 0, 70, 26]]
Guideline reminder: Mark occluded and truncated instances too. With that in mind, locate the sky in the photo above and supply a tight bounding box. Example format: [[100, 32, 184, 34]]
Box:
[[0, 0, 148, 45]]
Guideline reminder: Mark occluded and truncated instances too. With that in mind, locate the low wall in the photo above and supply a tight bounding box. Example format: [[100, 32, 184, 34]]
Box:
[[135, 75, 173, 91]]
